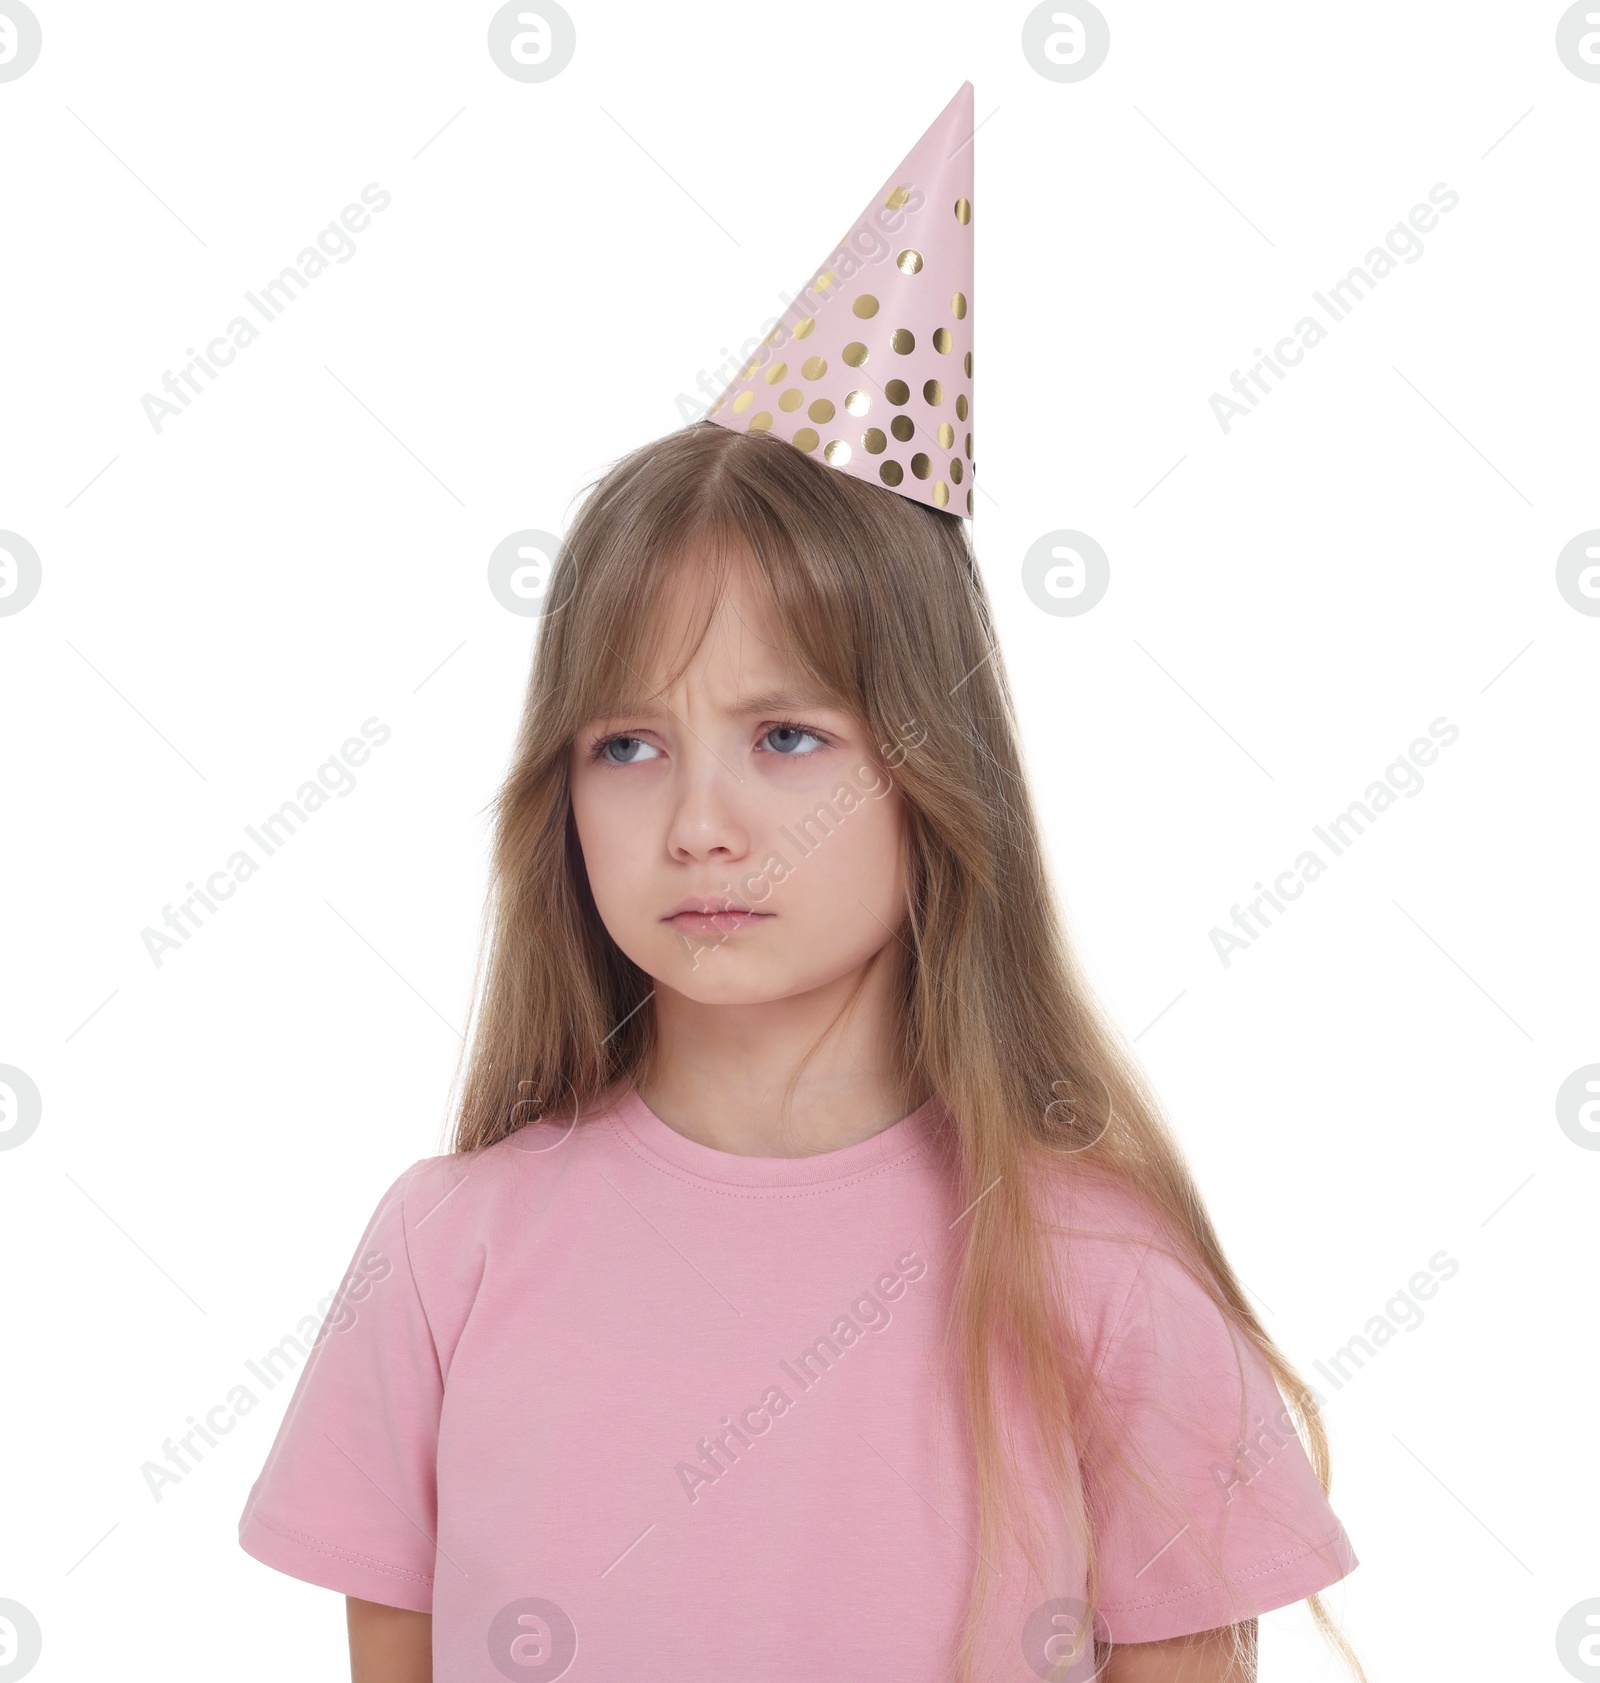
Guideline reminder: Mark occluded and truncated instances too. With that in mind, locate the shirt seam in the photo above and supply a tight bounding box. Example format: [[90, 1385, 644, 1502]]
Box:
[[1088, 1231, 1159, 1385], [393, 1157, 449, 1385], [245, 1506, 435, 1588], [1084, 1205, 1225, 1386], [1097, 1526, 1349, 1614], [603, 1110, 934, 1199]]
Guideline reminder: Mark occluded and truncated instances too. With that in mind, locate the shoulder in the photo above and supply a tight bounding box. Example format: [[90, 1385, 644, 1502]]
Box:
[[1031, 1157, 1220, 1374], [347, 1103, 627, 1359], [379, 1094, 628, 1263], [1033, 1156, 1186, 1270]]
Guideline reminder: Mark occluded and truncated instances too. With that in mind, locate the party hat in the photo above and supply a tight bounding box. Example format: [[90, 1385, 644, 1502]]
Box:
[[707, 82, 975, 518]]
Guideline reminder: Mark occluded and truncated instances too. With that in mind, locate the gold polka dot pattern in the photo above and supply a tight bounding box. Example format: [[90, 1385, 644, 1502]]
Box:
[[702, 82, 976, 519]]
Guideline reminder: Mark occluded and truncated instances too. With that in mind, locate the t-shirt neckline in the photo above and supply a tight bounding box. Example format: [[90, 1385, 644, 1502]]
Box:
[[610, 1085, 940, 1189]]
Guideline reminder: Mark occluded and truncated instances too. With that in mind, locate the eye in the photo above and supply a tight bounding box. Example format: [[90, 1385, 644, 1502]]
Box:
[[762, 721, 828, 756], [594, 733, 661, 765]]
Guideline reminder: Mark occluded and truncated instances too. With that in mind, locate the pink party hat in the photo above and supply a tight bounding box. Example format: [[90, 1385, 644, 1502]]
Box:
[[707, 82, 975, 519]]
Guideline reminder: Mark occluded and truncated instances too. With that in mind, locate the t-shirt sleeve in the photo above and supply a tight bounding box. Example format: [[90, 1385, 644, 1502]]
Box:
[[237, 1159, 442, 1613], [1084, 1228, 1359, 1645]]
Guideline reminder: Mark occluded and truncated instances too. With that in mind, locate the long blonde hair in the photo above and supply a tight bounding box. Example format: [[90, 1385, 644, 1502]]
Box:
[[449, 420, 1364, 1682]]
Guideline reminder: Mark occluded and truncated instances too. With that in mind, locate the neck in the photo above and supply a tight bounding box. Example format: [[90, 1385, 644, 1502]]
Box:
[[633, 948, 920, 1157]]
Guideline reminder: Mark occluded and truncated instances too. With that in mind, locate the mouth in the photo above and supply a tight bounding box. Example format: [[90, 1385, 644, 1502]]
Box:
[[663, 904, 775, 934]]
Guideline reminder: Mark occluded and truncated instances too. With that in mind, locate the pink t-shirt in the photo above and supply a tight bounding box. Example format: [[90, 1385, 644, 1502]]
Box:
[[238, 1088, 1357, 1678]]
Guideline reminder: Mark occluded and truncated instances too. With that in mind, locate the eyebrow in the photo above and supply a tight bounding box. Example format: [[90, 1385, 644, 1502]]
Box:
[[592, 686, 844, 724], [731, 687, 840, 716]]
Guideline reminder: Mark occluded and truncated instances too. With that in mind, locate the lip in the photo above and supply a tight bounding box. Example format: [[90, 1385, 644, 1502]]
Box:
[[662, 899, 774, 933]]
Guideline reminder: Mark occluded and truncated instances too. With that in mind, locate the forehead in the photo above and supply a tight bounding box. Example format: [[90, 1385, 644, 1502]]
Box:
[[599, 548, 839, 717]]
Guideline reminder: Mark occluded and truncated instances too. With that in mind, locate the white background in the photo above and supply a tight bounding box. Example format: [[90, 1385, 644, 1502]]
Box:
[[2, 2, 1595, 1679]]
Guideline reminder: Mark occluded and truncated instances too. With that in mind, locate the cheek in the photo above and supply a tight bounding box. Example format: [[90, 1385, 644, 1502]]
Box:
[[788, 786, 906, 923], [569, 768, 642, 911]]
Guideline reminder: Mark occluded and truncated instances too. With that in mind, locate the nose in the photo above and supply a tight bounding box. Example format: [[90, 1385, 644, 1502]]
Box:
[[664, 745, 751, 865]]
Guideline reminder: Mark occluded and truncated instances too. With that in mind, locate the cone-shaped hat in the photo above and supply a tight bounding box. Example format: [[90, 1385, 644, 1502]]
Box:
[[708, 82, 975, 518]]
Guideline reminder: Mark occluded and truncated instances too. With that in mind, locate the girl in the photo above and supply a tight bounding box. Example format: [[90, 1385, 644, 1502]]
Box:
[[239, 86, 1362, 1683]]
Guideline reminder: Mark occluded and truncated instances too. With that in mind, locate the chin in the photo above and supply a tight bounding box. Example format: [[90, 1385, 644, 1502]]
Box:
[[651, 949, 810, 1007], [664, 967, 790, 1006]]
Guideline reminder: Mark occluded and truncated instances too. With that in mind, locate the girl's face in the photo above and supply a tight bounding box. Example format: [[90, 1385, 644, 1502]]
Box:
[[568, 551, 909, 1006]]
